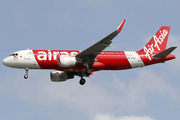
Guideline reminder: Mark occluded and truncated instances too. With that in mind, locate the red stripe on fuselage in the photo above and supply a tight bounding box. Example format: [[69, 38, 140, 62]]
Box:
[[96, 51, 131, 70], [32, 50, 132, 72]]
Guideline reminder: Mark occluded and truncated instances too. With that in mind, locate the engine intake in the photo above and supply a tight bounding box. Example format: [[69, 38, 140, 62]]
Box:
[[50, 71, 74, 82]]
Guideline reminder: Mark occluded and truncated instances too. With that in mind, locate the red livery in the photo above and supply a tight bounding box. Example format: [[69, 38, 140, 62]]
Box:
[[3, 20, 176, 85]]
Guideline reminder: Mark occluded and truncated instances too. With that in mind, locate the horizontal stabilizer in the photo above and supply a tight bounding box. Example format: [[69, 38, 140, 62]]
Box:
[[152, 47, 177, 60]]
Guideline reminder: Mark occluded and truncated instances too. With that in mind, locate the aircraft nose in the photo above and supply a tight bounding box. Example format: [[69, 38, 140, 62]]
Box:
[[2, 57, 10, 66]]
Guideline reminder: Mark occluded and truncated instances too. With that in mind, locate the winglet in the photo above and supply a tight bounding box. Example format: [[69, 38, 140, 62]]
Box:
[[117, 19, 126, 31]]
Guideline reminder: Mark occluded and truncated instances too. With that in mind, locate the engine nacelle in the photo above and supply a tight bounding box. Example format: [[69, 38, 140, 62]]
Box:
[[50, 71, 74, 82], [58, 56, 82, 68]]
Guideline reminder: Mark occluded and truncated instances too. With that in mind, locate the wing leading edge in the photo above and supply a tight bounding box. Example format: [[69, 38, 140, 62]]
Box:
[[76, 20, 126, 65]]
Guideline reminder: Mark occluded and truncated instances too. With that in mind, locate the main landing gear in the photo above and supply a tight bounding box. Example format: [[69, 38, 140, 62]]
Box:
[[79, 78, 86, 85], [24, 68, 29, 79], [78, 61, 92, 85], [79, 69, 92, 85]]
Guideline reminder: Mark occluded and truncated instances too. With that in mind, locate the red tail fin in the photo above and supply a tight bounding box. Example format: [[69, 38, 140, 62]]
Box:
[[139, 26, 170, 53]]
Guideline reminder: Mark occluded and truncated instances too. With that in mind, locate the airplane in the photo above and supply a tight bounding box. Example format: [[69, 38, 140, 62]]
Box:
[[2, 20, 177, 85]]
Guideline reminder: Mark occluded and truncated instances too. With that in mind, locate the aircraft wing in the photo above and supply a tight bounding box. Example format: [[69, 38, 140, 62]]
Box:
[[76, 20, 126, 65]]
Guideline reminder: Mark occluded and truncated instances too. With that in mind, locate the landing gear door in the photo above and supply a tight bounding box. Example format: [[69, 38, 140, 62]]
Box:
[[24, 50, 31, 60]]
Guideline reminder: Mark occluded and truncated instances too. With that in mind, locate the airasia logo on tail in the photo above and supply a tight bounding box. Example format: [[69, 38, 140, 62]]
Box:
[[144, 30, 168, 60]]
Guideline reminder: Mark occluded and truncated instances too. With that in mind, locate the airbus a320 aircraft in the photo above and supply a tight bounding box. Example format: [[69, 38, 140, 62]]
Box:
[[3, 20, 177, 85]]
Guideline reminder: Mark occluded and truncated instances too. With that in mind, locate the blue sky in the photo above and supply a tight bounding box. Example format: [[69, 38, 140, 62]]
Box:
[[1, 0, 180, 120]]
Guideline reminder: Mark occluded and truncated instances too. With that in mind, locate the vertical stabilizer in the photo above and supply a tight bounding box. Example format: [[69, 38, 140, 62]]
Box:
[[139, 26, 170, 53]]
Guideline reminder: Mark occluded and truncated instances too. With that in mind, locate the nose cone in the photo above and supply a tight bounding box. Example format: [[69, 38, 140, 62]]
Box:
[[2, 57, 10, 66]]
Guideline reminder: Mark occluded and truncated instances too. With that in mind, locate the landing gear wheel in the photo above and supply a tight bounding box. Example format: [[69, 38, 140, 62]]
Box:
[[24, 74, 28, 79], [24, 68, 29, 79], [86, 69, 92, 76], [79, 78, 86, 85]]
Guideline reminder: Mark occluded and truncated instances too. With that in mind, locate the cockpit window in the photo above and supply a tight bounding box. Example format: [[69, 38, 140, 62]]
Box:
[[10, 53, 18, 56]]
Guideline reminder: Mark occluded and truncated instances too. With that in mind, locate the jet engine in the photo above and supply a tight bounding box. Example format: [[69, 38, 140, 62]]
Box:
[[50, 71, 74, 82], [58, 56, 82, 67]]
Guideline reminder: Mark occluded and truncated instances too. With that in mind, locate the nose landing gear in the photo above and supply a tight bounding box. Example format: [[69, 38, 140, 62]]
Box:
[[24, 68, 29, 79]]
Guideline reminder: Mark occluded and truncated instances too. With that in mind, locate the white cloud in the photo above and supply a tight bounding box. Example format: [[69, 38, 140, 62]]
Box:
[[93, 113, 155, 120], [112, 69, 180, 112], [11, 68, 180, 114], [12, 70, 117, 111]]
